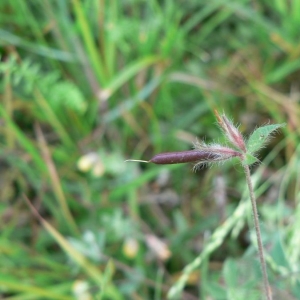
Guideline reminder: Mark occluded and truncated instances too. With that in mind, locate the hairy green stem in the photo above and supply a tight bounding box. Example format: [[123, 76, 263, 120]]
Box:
[[243, 163, 272, 300]]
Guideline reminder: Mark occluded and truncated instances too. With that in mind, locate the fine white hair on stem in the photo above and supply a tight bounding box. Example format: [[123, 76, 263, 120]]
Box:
[[193, 154, 238, 172], [192, 140, 242, 171]]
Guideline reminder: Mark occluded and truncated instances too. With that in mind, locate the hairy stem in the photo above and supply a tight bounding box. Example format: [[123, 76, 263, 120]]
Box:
[[243, 163, 272, 300]]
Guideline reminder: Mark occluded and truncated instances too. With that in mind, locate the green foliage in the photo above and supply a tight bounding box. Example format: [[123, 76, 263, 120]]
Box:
[[222, 258, 260, 300], [0, 56, 87, 114], [246, 124, 286, 155], [0, 0, 299, 299], [243, 153, 259, 166]]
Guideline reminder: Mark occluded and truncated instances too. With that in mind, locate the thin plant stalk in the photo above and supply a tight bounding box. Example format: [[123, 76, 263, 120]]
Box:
[[243, 163, 272, 300]]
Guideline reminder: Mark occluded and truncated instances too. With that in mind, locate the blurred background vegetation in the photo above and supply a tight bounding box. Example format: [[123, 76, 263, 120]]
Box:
[[0, 0, 299, 299]]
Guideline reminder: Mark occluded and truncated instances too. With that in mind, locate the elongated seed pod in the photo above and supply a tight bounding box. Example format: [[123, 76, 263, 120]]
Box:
[[149, 150, 218, 164]]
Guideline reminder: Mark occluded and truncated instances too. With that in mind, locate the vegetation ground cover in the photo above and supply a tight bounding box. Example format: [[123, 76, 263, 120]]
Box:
[[0, 1, 299, 299]]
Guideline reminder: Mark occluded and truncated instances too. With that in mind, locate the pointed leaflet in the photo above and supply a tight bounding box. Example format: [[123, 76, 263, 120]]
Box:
[[246, 123, 285, 154], [242, 153, 258, 166]]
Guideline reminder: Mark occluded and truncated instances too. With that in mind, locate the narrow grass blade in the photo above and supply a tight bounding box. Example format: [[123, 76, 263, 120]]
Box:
[[23, 195, 124, 300], [168, 200, 250, 299]]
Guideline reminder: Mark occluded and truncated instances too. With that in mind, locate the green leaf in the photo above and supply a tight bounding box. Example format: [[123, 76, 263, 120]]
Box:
[[243, 153, 258, 165], [223, 258, 238, 287], [246, 123, 285, 154]]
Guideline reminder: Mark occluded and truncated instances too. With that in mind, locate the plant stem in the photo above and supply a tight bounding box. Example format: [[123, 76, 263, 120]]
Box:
[[243, 163, 272, 300]]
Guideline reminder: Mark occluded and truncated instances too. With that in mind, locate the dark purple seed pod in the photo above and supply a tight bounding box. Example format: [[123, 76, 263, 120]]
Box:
[[149, 150, 218, 164]]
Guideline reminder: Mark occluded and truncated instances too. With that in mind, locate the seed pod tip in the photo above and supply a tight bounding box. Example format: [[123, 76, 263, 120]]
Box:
[[125, 159, 149, 163]]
